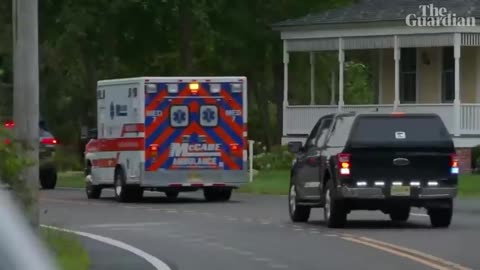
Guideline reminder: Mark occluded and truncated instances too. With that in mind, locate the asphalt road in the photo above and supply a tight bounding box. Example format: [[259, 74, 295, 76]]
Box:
[[40, 189, 480, 270]]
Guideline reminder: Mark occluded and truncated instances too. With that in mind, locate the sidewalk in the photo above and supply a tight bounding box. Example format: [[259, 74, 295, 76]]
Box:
[[78, 236, 154, 270]]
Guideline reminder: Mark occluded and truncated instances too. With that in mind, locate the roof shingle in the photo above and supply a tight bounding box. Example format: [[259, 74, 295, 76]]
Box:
[[273, 0, 480, 27]]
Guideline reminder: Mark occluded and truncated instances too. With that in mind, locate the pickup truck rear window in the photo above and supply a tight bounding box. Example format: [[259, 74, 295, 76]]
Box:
[[349, 115, 451, 146]]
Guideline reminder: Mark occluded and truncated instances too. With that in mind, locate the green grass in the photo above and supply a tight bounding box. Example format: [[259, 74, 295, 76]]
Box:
[[238, 170, 290, 195], [41, 228, 90, 270], [59, 168, 480, 198], [458, 174, 480, 197], [57, 171, 84, 188], [239, 169, 480, 198]]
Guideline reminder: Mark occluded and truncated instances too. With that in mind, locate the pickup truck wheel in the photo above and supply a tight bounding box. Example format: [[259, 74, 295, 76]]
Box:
[[288, 184, 310, 222], [114, 168, 142, 203], [428, 207, 453, 228], [40, 168, 57, 190], [389, 207, 410, 222], [324, 180, 347, 228]]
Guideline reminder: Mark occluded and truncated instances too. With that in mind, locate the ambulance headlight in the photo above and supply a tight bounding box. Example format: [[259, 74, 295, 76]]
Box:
[[231, 83, 242, 93], [210, 83, 221, 94], [167, 84, 178, 94], [145, 84, 157, 94]]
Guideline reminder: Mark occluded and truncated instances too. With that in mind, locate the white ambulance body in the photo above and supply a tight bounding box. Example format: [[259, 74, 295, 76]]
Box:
[[84, 77, 248, 202]]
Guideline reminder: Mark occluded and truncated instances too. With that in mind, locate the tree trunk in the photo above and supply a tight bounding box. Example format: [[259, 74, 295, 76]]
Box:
[[252, 79, 271, 151], [178, 0, 193, 74]]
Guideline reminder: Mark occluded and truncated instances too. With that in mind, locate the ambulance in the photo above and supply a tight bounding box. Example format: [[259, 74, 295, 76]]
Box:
[[84, 77, 248, 202]]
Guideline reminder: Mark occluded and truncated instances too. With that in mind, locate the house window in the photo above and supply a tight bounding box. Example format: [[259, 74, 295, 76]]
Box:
[[400, 48, 417, 103], [442, 47, 455, 103]]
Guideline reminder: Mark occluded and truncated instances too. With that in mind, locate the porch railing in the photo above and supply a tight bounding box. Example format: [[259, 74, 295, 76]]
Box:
[[461, 104, 480, 134], [284, 103, 480, 136]]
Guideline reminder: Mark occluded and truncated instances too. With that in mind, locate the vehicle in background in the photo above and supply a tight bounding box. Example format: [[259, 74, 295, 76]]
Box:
[[0, 190, 58, 270], [2, 120, 58, 189], [288, 112, 457, 228], [85, 77, 248, 202]]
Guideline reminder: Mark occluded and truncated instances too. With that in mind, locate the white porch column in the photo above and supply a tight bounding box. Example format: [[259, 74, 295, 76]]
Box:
[[282, 40, 289, 137], [330, 71, 336, 105], [378, 49, 383, 104], [393, 35, 401, 111], [338, 38, 345, 111], [309, 52, 315, 105], [453, 33, 461, 137]]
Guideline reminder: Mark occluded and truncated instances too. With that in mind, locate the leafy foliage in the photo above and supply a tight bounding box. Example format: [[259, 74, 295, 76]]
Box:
[[0, 127, 34, 213], [1, 0, 369, 150], [253, 144, 293, 170]]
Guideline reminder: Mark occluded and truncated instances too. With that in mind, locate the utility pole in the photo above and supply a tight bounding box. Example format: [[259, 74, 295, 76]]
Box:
[[12, 0, 39, 227]]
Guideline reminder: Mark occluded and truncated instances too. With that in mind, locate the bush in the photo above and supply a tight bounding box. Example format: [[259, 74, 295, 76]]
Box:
[[253, 144, 293, 171], [471, 145, 480, 171]]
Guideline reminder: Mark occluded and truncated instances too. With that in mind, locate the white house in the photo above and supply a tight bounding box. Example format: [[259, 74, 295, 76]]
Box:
[[273, 0, 480, 172]]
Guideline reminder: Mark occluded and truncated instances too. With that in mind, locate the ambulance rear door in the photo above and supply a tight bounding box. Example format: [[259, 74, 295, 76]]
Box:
[[144, 78, 246, 173]]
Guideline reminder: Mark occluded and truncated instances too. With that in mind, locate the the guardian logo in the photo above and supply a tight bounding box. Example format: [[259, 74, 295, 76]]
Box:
[[406, 4, 476, 27]]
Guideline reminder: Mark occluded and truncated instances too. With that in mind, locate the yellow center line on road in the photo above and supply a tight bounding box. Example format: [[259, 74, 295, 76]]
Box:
[[341, 237, 451, 270], [356, 236, 472, 270], [341, 235, 472, 270]]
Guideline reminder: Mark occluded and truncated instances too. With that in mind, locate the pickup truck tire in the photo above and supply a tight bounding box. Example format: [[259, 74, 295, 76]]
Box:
[[288, 183, 311, 222], [40, 167, 57, 190], [114, 168, 143, 203], [324, 180, 347, 228], [389, 207, 410, 222], [428, 206, 453, 228]]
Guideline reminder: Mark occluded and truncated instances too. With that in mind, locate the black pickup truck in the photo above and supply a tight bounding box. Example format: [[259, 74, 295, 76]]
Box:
[[287, 112, 458, 228]]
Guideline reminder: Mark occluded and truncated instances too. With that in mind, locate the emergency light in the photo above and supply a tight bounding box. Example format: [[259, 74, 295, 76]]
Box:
[[189, 83, 199, 94], [145, 83, 157, 94], [167, 84, 179, 94], [231, 83, 242, 93], [209, 83, 221, 94]]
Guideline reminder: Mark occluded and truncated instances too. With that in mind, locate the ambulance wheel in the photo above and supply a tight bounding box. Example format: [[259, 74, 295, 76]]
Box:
[[165, 191, 179, 199], [204, 188, 232, 202], [114, 168, 142, 202], [86, 182, 102, 199]]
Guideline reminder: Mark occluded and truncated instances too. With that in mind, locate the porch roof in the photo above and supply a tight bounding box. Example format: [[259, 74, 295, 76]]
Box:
[[273, 0, 480, 28], [273, 0, 480, 52]]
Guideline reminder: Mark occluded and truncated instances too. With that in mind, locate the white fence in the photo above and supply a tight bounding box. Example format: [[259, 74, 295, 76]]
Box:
[[284, 103, 480, 136]]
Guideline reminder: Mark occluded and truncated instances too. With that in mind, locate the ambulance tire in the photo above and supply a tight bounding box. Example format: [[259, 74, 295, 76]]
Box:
[[165, 191, 179, 199], [204, 188, 232, 202], [114, 168, 143, 203], [86, 182, 102, 199]]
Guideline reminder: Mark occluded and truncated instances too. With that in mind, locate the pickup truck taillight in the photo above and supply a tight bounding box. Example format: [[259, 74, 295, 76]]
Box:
[[450, 153, 459, 174], [40, 137, 57, 145], [337, 153, 351, 176]]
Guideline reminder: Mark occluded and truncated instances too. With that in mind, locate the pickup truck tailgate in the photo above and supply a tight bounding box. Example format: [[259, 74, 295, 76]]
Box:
[[350, 150, 452, 179]]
